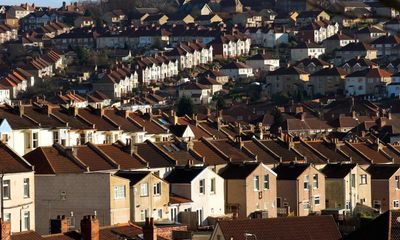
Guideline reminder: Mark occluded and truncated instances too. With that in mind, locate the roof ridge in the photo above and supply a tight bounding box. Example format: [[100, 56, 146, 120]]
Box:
[[86, 142, 120, 169], [201, 138, 231, 162]]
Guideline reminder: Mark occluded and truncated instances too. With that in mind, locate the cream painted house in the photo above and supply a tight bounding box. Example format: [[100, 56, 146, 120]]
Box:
[[115, 171, 169, 222], [0, 142, 35, 233], [265, 66, 309, 96], [165, 166, 225, 226], [220, 162, 278, 219], [274, 163, 326, 217], [321, 164, 371, 212], [0, 24, 18, 44]]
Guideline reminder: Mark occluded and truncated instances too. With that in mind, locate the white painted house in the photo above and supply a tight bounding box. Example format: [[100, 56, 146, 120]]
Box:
[[246, 52, 280, 72], [221, 61, 254, 80], [291, 41, 325, 62], [387, 72, 400, 97]]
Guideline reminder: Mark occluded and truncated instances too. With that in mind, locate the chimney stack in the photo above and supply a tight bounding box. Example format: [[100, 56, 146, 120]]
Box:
[[143, 218, 157, 240], [19, 105, 24, 118], [50, 215, 69, 234], [0, 219, 11, 240], [80, 215, 99, 240]]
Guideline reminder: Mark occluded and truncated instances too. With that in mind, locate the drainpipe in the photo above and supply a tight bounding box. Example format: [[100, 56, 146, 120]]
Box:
[[0, 171, 4, 220]]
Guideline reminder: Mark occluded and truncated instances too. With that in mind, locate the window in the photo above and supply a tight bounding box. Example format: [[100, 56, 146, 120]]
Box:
[[264, 175, 269, 190], [140, 209, 148, 221], [210, 178, 216, 194], [360, 174, 367, 185], [303, 201, 310, 210], [105, 135, 112, 144], [313, 174, 318, 188], [153, 182, 161, 195], [304, 175, 309, 190], [373, 200, 382, 209], [254, 175, 260, 191], [23, 211, 30, 231], [314, 196, 320, 205], [199, 179, 205, 194], [140, 183, 148, 196], [32, 132, 38, 148], [157, 209, 162, 219], [4, 213, 10, 222], [396, 176, 400, 189], [53, 131, 59, 144], [114, 185, 126, 200], [86, 132, 93, 143], [394, 200, 399, 208], [3, 180, 10, 200], [345, 201, 350, 210], [351, 174, 356, 188], [23, 178, 30, 198]]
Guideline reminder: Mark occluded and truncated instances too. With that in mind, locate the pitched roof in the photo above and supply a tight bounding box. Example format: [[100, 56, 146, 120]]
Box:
[[321, 163, 357, 178], [346, 67, 392, 78], [273, 163, 311, 180], [23, 146, 85, 174], [216, 215, 341, 240], [367, 164, 400, 179], [0, 142, 32, 173], [293, 41, 323, 49], [219, 162, 260, 179], [337, 42, 375, 52], [11, 231, 43, 240], [268, 66, 308, 76], [114, 170, 151, 186], [222, 61, 252, 69], [310, 67, 347, 77], [164, 166, 205, 183]]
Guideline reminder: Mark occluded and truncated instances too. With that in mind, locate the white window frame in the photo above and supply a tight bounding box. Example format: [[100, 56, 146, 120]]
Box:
[[23, 211, 30, 231], [254, 175, 260, 191], [210, 178, 216, 194], [314, 195, 320, 205], [23, 178, 30, 198], [304, 175, 309, 190], [140, 183, 149, 197], [114, 185, 126, 200], [199, 179, 205, 194], [153, 182, 161, 196], [360, 174, 367, 185], [264, 174, 269, 190], [3, 180, 10, 200]]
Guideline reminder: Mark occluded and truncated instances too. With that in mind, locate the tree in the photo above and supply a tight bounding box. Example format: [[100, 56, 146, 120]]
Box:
[[76, 47, 90, 66], [216, 96, 226, 111], [271, 93, 290, 105], [177, 97, 195, 117], [271, 107, 283, 126], [84, 9, 92, 17]]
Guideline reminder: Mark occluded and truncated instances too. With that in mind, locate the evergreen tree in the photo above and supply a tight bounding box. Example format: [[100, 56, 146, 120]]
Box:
[[177, 97, 195, 117]]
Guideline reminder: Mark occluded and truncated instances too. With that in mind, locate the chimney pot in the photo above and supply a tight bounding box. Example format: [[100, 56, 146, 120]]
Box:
[[143, 217, 157, 240], [80, 215, 99, 240], [50, 215, 69, 234]]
